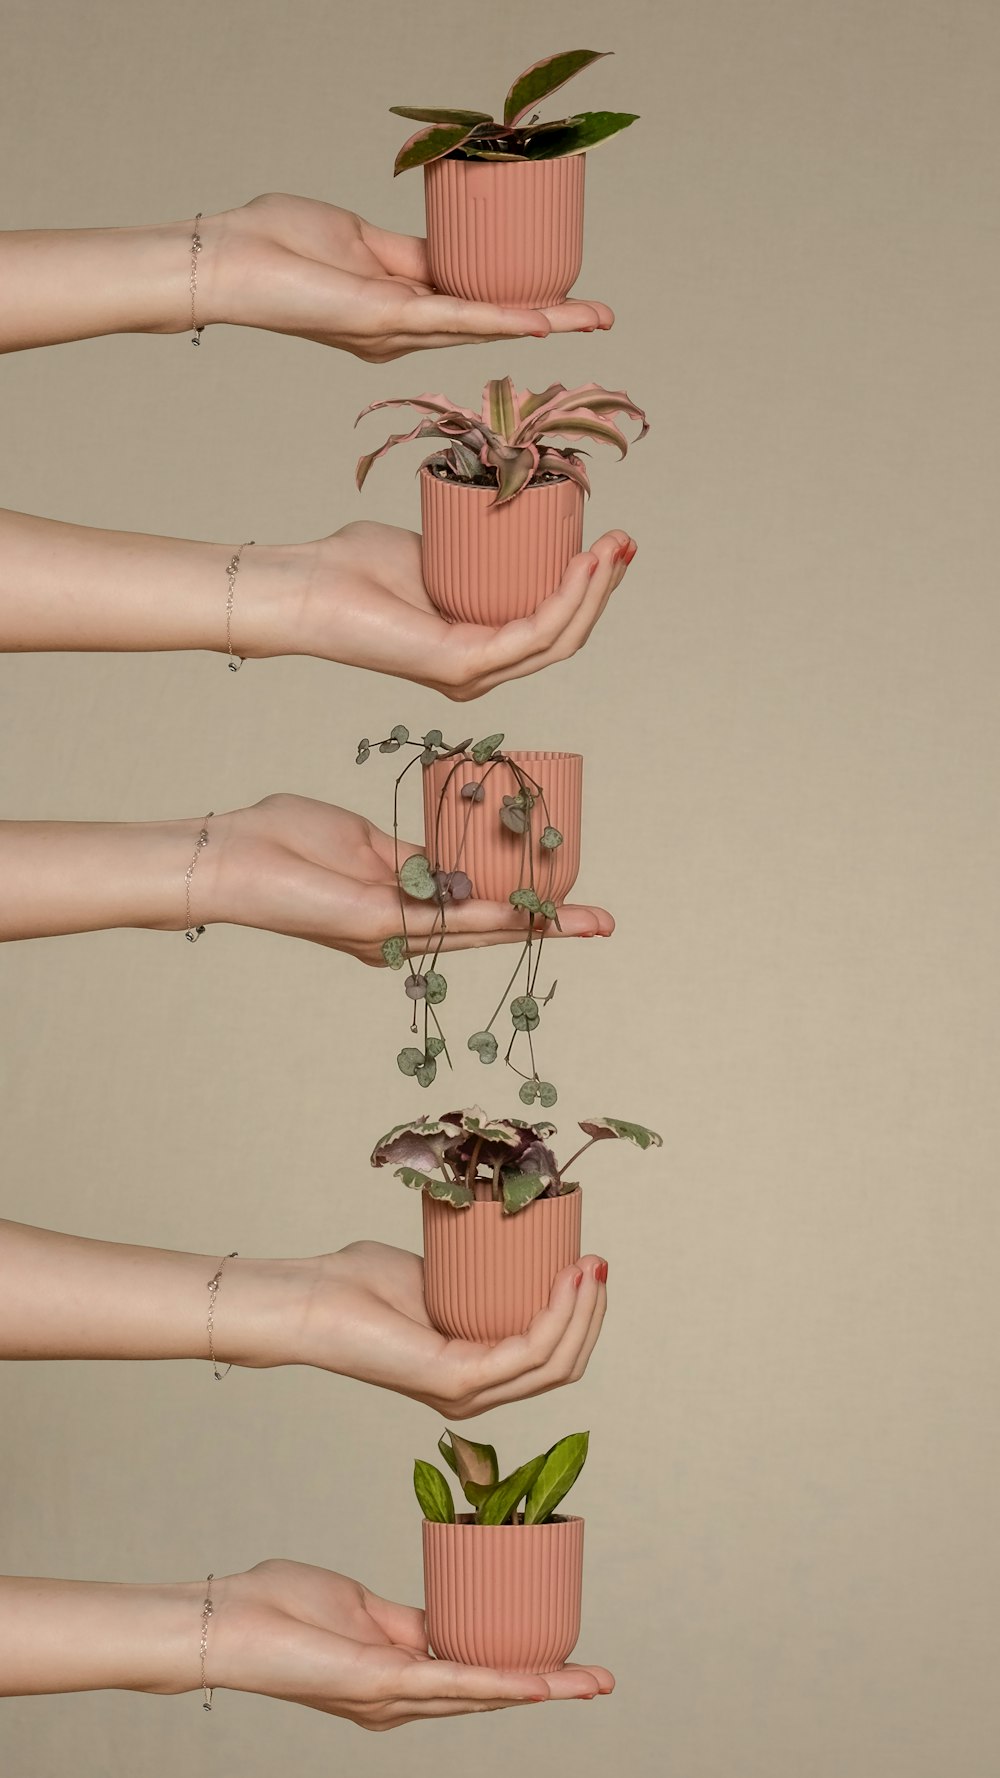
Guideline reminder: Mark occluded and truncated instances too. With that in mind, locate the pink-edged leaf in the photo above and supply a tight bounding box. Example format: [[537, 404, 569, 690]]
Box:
[[515, 385, 649, 440], [521, 111, 639, 158], [394, 121, 479, 176], [515, 384, 566, 423], [355, 393, 483, 430], [533, 415, 632, 457], [492, 442, 540, 504], [389, 106, 493, 124], [537, 449, 591, 495], [486, 376, 518, 440], [503, 49, 610, 129], [356, 418, 452, 489]]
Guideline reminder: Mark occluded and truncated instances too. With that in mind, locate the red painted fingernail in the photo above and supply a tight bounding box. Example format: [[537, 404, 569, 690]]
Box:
[[626, 541, 638, 562], [573, 1269, 584, 1289], [596, 1261, 609, 1283]]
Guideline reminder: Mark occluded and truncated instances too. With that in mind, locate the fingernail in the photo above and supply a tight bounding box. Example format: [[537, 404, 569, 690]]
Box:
[[626, 541, 638, 561], [576, 1693, 597, 1700], [587, 557, 599, 576], [596, 1261, 609, 1283], [573, 1269, 584, 1289]]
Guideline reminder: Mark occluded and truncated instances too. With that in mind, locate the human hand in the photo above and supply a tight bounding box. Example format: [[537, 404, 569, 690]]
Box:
[[209, 1561, 614, 1727], [200, 193, 614, 358], [285, 521, 637, 698], [289, 1242, 608, 1416], [205, 794, 614, 961]]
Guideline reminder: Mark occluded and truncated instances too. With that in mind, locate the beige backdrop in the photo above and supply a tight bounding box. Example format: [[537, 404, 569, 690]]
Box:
[[2, 1, 999, 1774]]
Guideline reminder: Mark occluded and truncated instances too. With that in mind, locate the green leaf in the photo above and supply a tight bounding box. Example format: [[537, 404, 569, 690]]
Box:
[[440, 1430, 500, 1500], [510, 995, 540, 1032], [390, 724, 410, 744], [501, 1169, 548, 1214], [381, 935, 408, 969], [526, 111, 639, 159], [578, 1117, 663, 1150], [523, 1431, 589, 1523], [355, 739, 371, 764], [394, 120, 480, 176], [471, 733, 504, 764], [416, 1056, 438, 1089], [390, 106, 493, 124], [397, 1047, 424, 1077], [540, 900, 557, 921], [424, 970, 448, 1005], [425, 1034, 446, 1058], [399, 853, 438, 900], [475, 1454, 547, 1525], [519, 1080, 539, 1105], [503, 49, 611, 128], [510, 887, 543, 913], [540, 825, 563, 849], [500, 804, 529, 835], [396, 1166, 474, 1208], [467, 1031, 499, 1065], [379, 737, 401, 753], [414, 1459, 456, 1522], [423, 729, 444, 748], [487, 376, 518, 441], [538, 1081, 558, 1108]]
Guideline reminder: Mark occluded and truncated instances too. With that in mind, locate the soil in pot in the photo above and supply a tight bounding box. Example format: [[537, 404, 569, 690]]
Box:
[[420, 464, 585, 626], [423, 1514, 585, 1670], [422, 1189, 583, 1344], [424, 155, 586, 307], [422, 749, 583, 907]]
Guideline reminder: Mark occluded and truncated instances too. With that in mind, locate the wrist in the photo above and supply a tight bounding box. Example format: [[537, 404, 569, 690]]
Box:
[[211, 1256, 320, 1370]]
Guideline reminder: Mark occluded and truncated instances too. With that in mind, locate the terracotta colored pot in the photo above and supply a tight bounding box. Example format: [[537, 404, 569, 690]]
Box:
[[423, 1515, 584, 1671], [420, 468, 585, 626], [422, 750, 583, 906], [422, 1191, 582, 1344], [424, 156, 586, 306]]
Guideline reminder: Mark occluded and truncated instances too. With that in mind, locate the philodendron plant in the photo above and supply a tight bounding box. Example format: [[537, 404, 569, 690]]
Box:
[[415, 1428, 589, 1526], [357, 376, 648, 506], [391, 48, 638, 176], [372, 1107, 663, 1214]]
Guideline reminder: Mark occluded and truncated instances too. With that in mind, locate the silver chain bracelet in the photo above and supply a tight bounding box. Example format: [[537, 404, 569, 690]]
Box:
[[184, 814, 214, 941], [189, 214, 204, 345], [206, 1251, 238, 1380], [200, 1573, 216, 1709], [225, 541, 255, 671]]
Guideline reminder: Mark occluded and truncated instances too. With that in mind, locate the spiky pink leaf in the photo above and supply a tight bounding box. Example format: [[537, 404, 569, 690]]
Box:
[[515, 385, 649, 442], [503, 49, 610, 129], [485, 376, 518, 440], [530, 414, 632, 456], [356, 418, 452, 489], [355, 393, 483, 430], [537, 449, 591, 495]]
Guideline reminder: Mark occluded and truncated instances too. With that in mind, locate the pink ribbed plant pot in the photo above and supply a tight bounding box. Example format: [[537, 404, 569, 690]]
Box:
[[422, 750, 583, 906], [423, 1515, 584, 1671], [422, 1191, 582, 1344], [420, 469, 585, 626], [424, 156, 586, 306]]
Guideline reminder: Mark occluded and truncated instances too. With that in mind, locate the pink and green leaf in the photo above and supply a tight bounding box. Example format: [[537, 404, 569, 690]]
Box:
[[390, 106, 493, 125], [537, 448, 591, 494], [523, 111, 639, 158], [531, 414, 633, 456], [356, 418, 452, 489], [503, 49, 610, 129], [394, 121, 480, 176], [486, 376, 518, 440], [356, 393, 483, 430]]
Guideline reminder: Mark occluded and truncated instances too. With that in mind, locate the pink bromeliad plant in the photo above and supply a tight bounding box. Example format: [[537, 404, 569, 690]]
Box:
[[355, 376, 648, 507]]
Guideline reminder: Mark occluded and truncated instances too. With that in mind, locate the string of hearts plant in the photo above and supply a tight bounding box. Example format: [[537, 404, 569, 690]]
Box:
[[355, 724, 575, 1105]]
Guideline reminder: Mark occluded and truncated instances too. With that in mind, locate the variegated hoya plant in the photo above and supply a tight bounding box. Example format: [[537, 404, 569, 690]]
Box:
[[356, 375, 648, 506], [391, 47, 638, 176], [415, 1427, 591, 1526], [371, 1107, 663, 1216]]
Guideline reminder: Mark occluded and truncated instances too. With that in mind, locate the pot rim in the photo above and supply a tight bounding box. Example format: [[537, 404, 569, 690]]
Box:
[[423, 1185, 582, 1214], [426, 748, 583, 766], [423, 1512, 584, 1530], [419, 463, 580, 496], [425, 153, 588, 175]]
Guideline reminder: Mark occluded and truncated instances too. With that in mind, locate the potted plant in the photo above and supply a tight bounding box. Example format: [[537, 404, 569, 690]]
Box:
[[356, 377, 647, 626], [416, 1427, 590, 1670], [391, 48, 639, 305], [372, 1107, 662, 1342], [357, 723, 590, 1101]]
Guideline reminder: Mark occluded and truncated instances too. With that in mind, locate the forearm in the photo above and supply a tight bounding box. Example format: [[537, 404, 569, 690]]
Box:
[[0, 1221, 309, 1367], [0, 509, 303, 656], [0, 1576, 201, 1696], [0, 222, 196, 352], [0, 817, 209, 940]]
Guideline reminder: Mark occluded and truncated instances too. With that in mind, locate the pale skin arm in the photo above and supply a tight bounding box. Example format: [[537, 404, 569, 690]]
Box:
[[0, 795, 615, 956], [0, 193, 613, 357], [0, 1220, 608, 1417], [0, 1564, 614, 1724], [0, 509, 636, 698]]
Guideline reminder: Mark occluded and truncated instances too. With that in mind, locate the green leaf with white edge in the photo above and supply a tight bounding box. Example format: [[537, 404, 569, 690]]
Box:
[[414, 1459, 456, 1522], [394, 121, 480, 176], [578, 1117, 663, 1150], [415, 1057, 438, 1089], [390, 106, 494, 124], [525, 111, 639, 159], [425, 1034, 446, 1058], [510, 887, 543, 913], [510, 994, 540, 1032], [397, 1047, 424, 1077], [475, 1454, 547, 1525], [461, 1112, 522, 1144], [523, 1431, 590, 1524], [424, 971, 448, 1005], [440, 1430, 500, 1498], [467, 1031, 499, 1065], [381, 935, 408, 969], [471, 733, 504, 764], [501, 1170, 548, 1214], [540, 826, 563, 849], [399, 853, 438, 900], [503, 49, 611, 128], [396, 1166, 473, 1208]]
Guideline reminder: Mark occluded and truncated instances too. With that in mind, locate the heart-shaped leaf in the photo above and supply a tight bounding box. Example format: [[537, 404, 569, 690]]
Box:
[[540, 900, 557, 921], [471, 733, 504, 764], [519, 1080, 539, 1105], [500, 803, 529, 834], [510, 887, 543, 913], [415, 1057, 438, 1089], [503, 49, 611, 128], [510, 995, 540, 1032], [538, 1081, 558, 1108], [390, 723, 410, 744], [355, 739, 371, 764], [461, 780, 486, 802], [399, 853, 437, 900], [425, 1035, 446, 1059], [523, 1431, 589, 1523], [397, 1047, 424, 1077], [467, 1031, 499, 1064], [404, 974, 427, 1000], [381, 935, 408, 969], [424, 971, 448, 1004], [540, 825, 563, 849], [413, 1458, 456, 1522]]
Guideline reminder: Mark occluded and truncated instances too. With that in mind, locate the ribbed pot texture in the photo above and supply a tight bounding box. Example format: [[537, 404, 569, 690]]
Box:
[[422, 750, 583, 906], [424, 156, 586, 306], [423, 1516, 584, 1671], [420, 469, 585, 626], [422, 1191, 583, 1344]]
